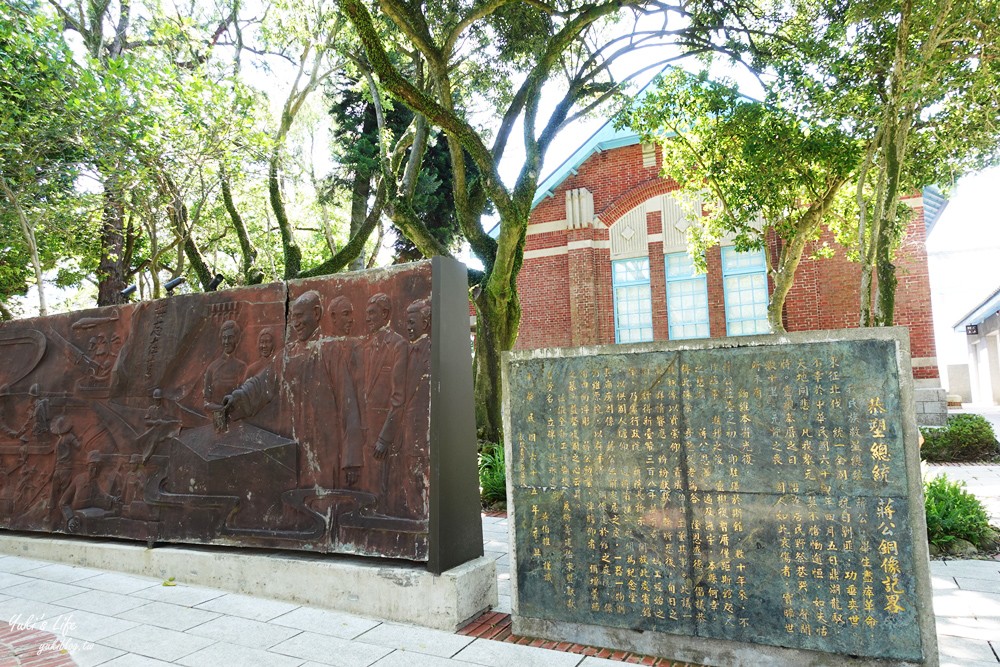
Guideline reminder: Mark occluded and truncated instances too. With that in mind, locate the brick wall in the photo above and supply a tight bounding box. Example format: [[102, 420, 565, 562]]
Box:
[[513, 142, 939, 383]]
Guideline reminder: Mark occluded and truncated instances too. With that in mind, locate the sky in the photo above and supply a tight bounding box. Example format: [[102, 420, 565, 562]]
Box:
[[926, 166, 1000, 379]]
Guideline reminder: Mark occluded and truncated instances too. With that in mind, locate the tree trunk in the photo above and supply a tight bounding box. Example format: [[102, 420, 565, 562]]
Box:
[[767, 230, 813, 334], [269, 152, 301, 278], [872, 121, 909, 327], [874, 253, 897, 326], [220, 170, 263, 284], [473, 268, 521, 444], [97, 175, 128, 307], [871, 155, 903, 328], [0, 177, 46, 317], [768, 181, 845, 333], [858, 264, 874, 327], [349, 103, 378, 271], [158, 171, 212, 290]]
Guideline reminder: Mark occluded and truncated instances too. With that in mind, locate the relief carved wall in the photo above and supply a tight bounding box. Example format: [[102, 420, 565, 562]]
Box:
[[0, 262, 449, 562]]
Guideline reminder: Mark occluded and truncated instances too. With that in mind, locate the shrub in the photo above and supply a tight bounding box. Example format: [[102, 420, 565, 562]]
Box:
[[478, 442, 507, 506], [920, 413, 999, 462], [924, 474, 994, 549]]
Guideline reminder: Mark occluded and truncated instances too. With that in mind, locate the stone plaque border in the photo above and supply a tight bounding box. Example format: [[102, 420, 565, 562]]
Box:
[[502, 327, 938, 667]]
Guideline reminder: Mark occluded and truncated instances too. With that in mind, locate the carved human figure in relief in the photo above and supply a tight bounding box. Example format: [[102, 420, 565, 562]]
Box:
[[237, 328, 279, 427], [245, 328, 276, 379], [224, 291, 338, 488], [59, 452, 119, 518], [289, 291, 323, 349], [322, 296, 364, 487], [203, 320, 247, 415], [284, 291, 334, 486], [122, 454, 146, 506], [49, 417, 80, 518], [120, 454, 156, 520], [139, 388, 181, 463], [16, 384, 50, 442], [400, 298, 432, 518], [85, 334, 114, 382], [362, 293, 406, 510]]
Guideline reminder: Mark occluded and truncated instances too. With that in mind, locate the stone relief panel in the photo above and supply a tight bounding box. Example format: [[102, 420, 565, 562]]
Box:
[[0, 262, 438, 562]]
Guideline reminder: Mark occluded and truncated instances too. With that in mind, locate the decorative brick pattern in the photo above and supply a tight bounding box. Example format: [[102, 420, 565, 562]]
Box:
[[457, 611, 699, 666], [0, 625, 78, 667]]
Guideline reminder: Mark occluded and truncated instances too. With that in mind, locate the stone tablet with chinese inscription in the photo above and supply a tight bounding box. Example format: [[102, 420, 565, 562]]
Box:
[[504, 329, 937, 666]]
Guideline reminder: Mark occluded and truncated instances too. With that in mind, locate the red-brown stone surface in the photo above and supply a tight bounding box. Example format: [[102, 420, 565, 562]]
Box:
[[0, 263, 436, 561]]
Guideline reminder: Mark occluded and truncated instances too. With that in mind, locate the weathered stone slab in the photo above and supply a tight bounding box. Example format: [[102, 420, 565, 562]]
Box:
[[0, 258, 481, 572], [503, 328, 937, 666]]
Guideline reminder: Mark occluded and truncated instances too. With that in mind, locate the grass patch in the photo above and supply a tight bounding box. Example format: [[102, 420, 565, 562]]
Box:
[[924, 473, 995, 550], [478, 441, 506, 507], [920, 413, 999, 462]]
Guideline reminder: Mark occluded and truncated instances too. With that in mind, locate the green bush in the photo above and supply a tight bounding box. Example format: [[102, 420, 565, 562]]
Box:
[[924, 474, 994, 549], [920, 413, 999, 462], [478, 442, 507, 506]]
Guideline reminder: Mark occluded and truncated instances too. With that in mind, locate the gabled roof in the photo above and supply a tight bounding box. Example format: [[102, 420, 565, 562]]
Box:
[[922, 185, 948, 236], [531, 120, 640, 210], [490, 70, 949, 238], [954, 285, 1000, 330]]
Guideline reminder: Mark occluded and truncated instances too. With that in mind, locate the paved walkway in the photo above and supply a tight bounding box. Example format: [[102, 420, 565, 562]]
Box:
[[0, 467, 997, 667]]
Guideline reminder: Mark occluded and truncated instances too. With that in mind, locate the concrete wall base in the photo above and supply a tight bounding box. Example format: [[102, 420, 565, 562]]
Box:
[[915, 386, 948, 427], [513, 615, 934, 667], [0, 533, 497, 631]]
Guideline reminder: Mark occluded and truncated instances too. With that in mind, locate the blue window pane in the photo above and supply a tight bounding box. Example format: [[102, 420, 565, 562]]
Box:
[[613, 258, 653, 343], [665, 252, 709, 340], [721, 247, 770, 337]]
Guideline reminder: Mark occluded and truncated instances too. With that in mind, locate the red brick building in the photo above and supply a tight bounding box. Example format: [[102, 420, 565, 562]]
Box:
[[512, 121, 948, 424]]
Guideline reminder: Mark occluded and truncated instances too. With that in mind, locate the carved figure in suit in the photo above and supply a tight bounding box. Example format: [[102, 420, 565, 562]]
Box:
[[203, 320, 247, 414], [401, 298, 431, 518], [362, 293, 406, 510], [283, 290, 336, 487], [225, 291, 339, 489], [322, 296, 364, 487]]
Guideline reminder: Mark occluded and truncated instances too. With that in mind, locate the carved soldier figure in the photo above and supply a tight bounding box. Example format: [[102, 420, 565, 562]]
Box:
[[139, 388, 181, 463], [122, 454, 146, 506], [203, 320, 247, 414], [59, 451, 119, 514], [16, 384, 50, 441], [400, 298, 432, 518], [49, 417, 80, 519], [86, 334, 114, 382], [362, 293, 406, 511], [120, 454, 156, 520], [322, 296, 364, 487]]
